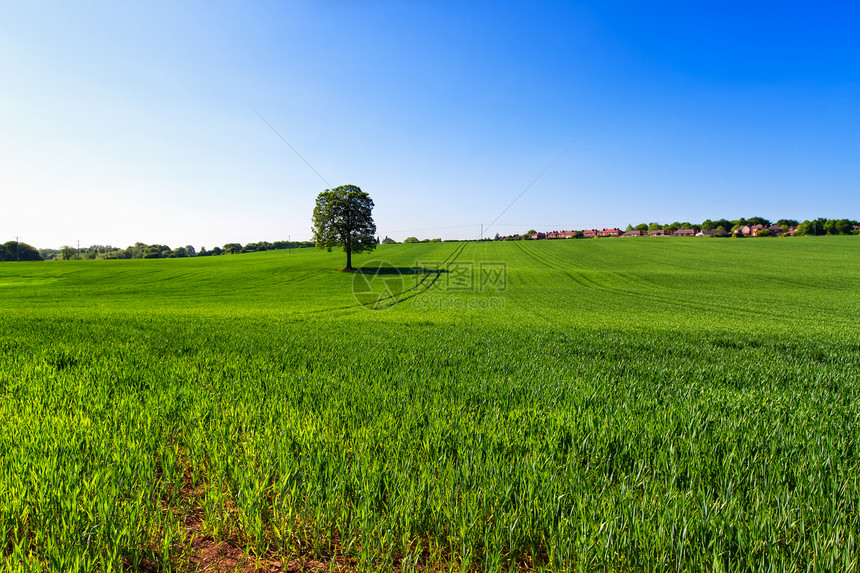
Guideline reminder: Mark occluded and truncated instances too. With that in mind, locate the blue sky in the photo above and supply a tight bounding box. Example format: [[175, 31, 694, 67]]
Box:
[[2, 1, 858, 248]]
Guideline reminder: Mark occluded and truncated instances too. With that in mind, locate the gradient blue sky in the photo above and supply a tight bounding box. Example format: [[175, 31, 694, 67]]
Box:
[[2, 1, 858, 248]]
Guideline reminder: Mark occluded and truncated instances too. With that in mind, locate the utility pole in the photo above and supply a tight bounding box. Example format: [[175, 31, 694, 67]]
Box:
[[480, 224, 483, 241]]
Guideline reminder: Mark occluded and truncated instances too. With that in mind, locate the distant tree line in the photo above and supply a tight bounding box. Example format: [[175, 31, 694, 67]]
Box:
[[403, 237, 443, 244], [624, 217, 858, 236], [487, 217, 858, 242], [36, 240, 314, 261]]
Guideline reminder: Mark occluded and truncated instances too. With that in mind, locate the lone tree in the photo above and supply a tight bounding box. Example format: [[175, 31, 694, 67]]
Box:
[[312, 184, 377, 271]]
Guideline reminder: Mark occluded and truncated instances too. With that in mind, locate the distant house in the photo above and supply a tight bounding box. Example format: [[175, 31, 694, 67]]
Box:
[[699, 228, 727, 237], [599, 228, 621, 237], [583, 229, 598, 238], [623, 230, 644, 237], [767, 224, 785, 235], [546, 230, 573, 239], [647, 229, 667, 236], [528, 232, 546, 240], [672, 228, 696, 237], [732, 224, 768, 237], [733, 225, 762, 236]]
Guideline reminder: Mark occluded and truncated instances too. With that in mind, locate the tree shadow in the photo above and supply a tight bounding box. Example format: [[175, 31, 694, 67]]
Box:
[[354, 266, 449, 275]]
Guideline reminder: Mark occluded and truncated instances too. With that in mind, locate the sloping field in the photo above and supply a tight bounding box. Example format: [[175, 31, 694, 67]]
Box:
[[1, 237, 859, 571]]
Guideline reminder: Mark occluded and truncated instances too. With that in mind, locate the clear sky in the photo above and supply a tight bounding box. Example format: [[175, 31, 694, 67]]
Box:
[[2, 1, 858, 248]]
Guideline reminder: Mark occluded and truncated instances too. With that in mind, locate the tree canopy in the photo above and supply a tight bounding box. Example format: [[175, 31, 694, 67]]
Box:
[[0, 241, 42, 262], [312, 184, 377, 271]]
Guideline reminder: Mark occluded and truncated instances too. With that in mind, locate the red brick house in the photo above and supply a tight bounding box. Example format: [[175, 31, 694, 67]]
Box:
[[599, 228, 621, 237], [647, 229, 667, 236], [623, 230, 644, 237], [583, 229, 598, 238], [767, 224, 785, 235], [546, 230, 574, 239], [672, 229, 696, 237]]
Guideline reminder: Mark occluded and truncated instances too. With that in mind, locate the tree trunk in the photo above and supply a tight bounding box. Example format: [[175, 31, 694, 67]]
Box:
[[345, 246, 352, 271]]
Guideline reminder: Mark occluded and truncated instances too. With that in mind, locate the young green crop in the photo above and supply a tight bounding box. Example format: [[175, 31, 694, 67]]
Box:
[[0, 237, 858, 571]]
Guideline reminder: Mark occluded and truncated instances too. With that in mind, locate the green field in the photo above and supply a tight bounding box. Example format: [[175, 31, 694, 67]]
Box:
[[1, 237, 859, 571]]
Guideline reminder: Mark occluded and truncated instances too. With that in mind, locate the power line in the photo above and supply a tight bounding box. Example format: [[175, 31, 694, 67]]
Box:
[[254, 109, 332, 188]]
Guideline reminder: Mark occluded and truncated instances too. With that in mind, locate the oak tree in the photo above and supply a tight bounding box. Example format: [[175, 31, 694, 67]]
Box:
[[312, 184, 377, 271]]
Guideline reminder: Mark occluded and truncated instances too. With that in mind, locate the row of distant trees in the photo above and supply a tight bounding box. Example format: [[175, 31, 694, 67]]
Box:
[[36, 240, 314, 261], [381, 236, 452, 244], [623, 217, 858, 235], [493, 218, 857, 240], [488, 217, 858, 242]]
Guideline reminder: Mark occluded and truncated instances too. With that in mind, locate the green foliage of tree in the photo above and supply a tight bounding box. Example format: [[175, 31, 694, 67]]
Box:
[[797, 219, 827, 236], [0, 241, 43, 261], [746, 216, 771, 227], [143, 245, 170, 259], [709, 219, 732, 232], [223, 243, 243, 255], [382, 236, 397, 244], [312, 185, 377, 271], [404, 237, 420, 244], [634, 223, 648, 232], [776, 219, 799, 229], [125, 242, 145, 259], [38, 248, 60, 261], [826, 219, 855, 235], [60, 246, 77, 260]]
